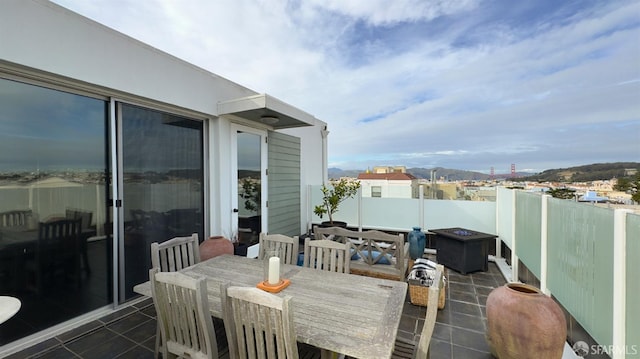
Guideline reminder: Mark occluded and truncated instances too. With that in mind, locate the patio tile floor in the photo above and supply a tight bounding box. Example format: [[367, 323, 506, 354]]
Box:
[[7, 258, 505, 359]]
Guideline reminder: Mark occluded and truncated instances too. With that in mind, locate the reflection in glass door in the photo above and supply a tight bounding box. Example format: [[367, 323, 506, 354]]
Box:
[[233, 127, 266, 252], [119, 104, 204, 300], [0, 78, 110, 344]]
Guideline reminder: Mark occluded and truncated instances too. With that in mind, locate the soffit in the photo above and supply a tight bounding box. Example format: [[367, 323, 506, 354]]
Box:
[[217, 94, 315, 129]]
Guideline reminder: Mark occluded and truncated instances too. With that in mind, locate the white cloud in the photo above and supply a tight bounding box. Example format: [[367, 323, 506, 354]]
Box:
[[304, 0, 480, 25], [51, 0, 640, 173]]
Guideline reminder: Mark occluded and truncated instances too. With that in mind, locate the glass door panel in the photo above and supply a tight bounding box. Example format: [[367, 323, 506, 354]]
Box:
[[119, 104, 203, 300], [233, 129, 265, 251], [0, 78, 110, 344]]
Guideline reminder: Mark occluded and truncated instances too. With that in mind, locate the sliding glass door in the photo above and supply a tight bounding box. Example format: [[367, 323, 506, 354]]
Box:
[[0, 77, 110, 344], [0, 77, 206, 345], [118, 104, 204, 300]]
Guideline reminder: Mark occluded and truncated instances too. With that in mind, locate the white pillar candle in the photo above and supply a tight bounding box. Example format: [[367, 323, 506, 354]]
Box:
[[268, 257, 280, 285]]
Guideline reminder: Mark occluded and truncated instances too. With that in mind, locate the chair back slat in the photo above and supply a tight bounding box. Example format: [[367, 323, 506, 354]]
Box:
[[221, 283, 299, 359], [151, 233, 200, 272], [259, 233, 298, 265], [302, 238, 350, 274], [150, 268, 218, 359]]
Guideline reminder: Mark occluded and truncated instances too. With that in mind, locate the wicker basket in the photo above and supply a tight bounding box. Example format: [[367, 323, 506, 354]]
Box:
[[409, 281, 446, 309]]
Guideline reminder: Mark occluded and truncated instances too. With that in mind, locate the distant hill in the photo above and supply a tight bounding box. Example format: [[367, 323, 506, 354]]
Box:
[[327, 168, 362, 179], [514, 162, 639, 182], [328, 167, 528, 181], [405, 167, 491, 181], [329, 162, 639, 182]]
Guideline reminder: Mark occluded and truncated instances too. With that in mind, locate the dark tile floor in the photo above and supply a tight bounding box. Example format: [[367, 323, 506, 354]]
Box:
[[397, 258, 505, 359], [6, 260, 506, 359]]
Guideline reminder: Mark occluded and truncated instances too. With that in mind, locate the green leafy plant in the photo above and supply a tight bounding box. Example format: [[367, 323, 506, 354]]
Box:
[[240, 178, 261, 212], [314, 178, 360, 225]]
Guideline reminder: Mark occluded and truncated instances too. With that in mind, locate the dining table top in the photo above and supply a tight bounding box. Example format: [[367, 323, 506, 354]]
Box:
[[134, 254, 407, 359]]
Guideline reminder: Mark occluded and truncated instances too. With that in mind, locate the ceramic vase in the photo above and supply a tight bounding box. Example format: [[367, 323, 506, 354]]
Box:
[[407, 226, 426, 260], [199, 236, 234, 261], [486, 283, 567, 359]]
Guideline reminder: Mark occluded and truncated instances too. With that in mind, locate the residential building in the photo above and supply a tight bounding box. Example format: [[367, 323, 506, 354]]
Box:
[[371, 165, 407, 174], [357, 171, 419, 198]]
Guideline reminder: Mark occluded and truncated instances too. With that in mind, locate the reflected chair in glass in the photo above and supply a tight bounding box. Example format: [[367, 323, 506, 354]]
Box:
[[66, 208, 94, 275], [258, 233, 298, 265], [0, 209, 33, 229], [150, 268, 219, 359], [1, 209, 35, 292], [221, 282, 299, 359], [26, 218, 82, 295], [302, 238, 351, 274]]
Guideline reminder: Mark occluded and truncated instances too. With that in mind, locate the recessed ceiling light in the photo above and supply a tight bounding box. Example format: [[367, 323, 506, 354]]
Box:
[[260, 116, 279, 125]]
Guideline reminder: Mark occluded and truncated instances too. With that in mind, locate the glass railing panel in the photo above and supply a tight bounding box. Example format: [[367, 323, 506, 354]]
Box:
[[626, 212, 640, 352], [309, 185, 359, 226], [497, 187, 514, 248], [547, 198, 614, 347], [515, 192, 542, 277], [423, 200, 496, 234], [309, 185, 498, 234], [330, 196, 359, 226], [361, 197, 420, 231]]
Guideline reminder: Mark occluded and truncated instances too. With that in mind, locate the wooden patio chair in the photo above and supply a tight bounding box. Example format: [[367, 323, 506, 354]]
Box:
[[151, 233, 200, 272], [258, 233, 298, 265], [150, 268, 219, 359], [391, 264, 444, 359], [66, 208, 94, 275], [221, 283, 299, 359], [150, 233, 201, 358], [302, 238, 350, 274]]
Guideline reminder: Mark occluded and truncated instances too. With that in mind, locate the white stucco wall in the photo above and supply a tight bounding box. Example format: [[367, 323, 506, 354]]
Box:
[[359, 180, 415, 198]]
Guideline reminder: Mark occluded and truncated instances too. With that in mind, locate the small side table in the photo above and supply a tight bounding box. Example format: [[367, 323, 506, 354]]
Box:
[[0, 296, 21, 324]]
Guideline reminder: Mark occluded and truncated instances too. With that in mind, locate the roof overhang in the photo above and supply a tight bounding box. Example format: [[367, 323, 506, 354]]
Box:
[[217, 94, 316, 129]]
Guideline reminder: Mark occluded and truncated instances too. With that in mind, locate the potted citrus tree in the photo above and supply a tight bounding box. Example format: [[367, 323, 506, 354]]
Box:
[[314, 178, 360, 227]]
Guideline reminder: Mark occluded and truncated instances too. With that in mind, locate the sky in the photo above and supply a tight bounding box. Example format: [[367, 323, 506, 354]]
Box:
[[51, 0, 640, 174]]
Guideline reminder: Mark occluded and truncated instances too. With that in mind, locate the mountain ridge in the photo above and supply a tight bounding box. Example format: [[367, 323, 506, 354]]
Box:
[[328, 162, 639, 182]]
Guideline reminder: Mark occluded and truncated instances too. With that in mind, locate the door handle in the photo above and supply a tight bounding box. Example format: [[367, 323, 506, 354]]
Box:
[[233, 208, 239, 213]]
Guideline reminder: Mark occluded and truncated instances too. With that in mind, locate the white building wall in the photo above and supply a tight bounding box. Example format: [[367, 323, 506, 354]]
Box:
[[359, 180, 414, 198]]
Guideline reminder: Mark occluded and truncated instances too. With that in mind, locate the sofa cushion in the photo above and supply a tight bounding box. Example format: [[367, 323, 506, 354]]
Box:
[[353, 250, 391, 265]]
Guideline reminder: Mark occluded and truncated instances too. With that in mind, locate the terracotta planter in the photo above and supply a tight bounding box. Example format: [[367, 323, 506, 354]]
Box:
[[486, 283, 566, 359], [199, 236, 234, 261]]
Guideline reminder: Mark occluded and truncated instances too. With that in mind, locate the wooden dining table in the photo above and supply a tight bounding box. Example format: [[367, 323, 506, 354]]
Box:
[[134, 254, 407, 359]]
